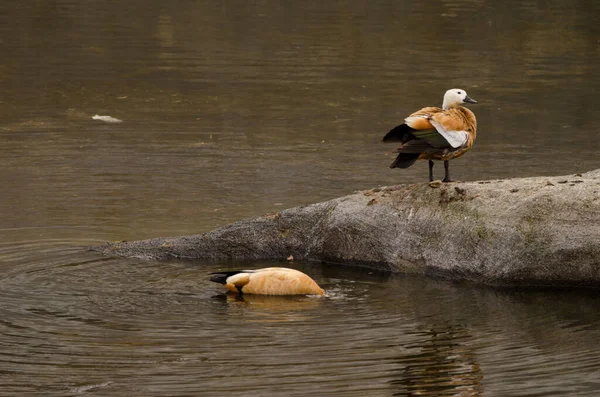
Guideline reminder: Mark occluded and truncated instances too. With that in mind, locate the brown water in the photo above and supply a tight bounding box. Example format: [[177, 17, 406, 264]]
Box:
[[1, 1, 599, 395]]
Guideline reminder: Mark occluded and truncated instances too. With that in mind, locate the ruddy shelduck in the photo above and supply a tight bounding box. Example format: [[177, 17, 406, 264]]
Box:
[[209, 267, 325, 296], [383, 89, 478, 182]]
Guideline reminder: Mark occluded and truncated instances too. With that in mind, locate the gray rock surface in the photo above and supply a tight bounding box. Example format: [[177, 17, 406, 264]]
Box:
[[95, 169, 600, 287]]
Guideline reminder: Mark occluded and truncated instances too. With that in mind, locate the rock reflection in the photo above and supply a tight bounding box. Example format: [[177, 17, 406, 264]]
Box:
[[391, 325, 483, 396]]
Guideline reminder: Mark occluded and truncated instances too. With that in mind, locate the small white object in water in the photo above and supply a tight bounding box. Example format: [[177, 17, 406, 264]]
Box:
[[92, 114, 123, 123]]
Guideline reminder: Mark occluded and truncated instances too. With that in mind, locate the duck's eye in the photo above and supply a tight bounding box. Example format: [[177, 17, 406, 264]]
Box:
[[457, 91, 462, 95]]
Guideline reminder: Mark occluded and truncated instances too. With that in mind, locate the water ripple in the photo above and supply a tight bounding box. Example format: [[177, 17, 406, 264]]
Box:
[[0, 239, 599, 396]]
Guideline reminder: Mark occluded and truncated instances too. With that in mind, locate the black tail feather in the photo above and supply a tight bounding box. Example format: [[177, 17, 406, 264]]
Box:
[[209, 271, 243, 284], [389, 153, 420, 169]]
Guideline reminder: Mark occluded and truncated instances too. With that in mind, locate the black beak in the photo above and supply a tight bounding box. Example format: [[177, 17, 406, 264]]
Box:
[[464, 95, 477, 104]]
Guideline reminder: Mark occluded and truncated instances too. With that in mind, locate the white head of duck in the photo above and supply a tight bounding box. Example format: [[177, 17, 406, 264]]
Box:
[[442, 88, 477, 110]]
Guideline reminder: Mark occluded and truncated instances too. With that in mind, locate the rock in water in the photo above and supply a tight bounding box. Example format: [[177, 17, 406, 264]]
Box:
[[94, 169, 600, 288]]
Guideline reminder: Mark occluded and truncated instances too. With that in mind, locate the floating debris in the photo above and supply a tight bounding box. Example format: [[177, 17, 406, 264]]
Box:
[[92, 114, 123, 123]]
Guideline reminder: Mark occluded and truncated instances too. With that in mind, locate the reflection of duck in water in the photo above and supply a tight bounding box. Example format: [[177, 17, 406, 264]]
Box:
[[383, 89, 477, 182], [223, 293, 324, 313], [210, 267, 325, 296]]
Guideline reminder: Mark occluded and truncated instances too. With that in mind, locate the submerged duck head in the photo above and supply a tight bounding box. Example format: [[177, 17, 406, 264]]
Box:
[[442, 88, 477, 110]]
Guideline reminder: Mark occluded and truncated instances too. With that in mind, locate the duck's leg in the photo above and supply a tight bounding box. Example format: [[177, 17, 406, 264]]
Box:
[[428, 160, 434, 182], [442, 160, 452, 183]]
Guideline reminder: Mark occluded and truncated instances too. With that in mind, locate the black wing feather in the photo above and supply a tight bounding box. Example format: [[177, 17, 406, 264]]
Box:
[[382, 123, 415, 143]]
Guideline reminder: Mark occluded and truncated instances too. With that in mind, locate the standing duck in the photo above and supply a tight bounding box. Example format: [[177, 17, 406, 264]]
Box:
[[382, 89, 477, 182], [209, 267, 325, 296]]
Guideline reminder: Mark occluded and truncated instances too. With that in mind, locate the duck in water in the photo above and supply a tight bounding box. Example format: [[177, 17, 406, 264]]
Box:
[[210, 267, 325, 296]]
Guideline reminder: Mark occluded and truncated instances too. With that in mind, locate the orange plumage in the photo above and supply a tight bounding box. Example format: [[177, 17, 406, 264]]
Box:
[[209, 267, 325, 296], [382, 89, 478, 182], [409, 107, 477, 161]]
